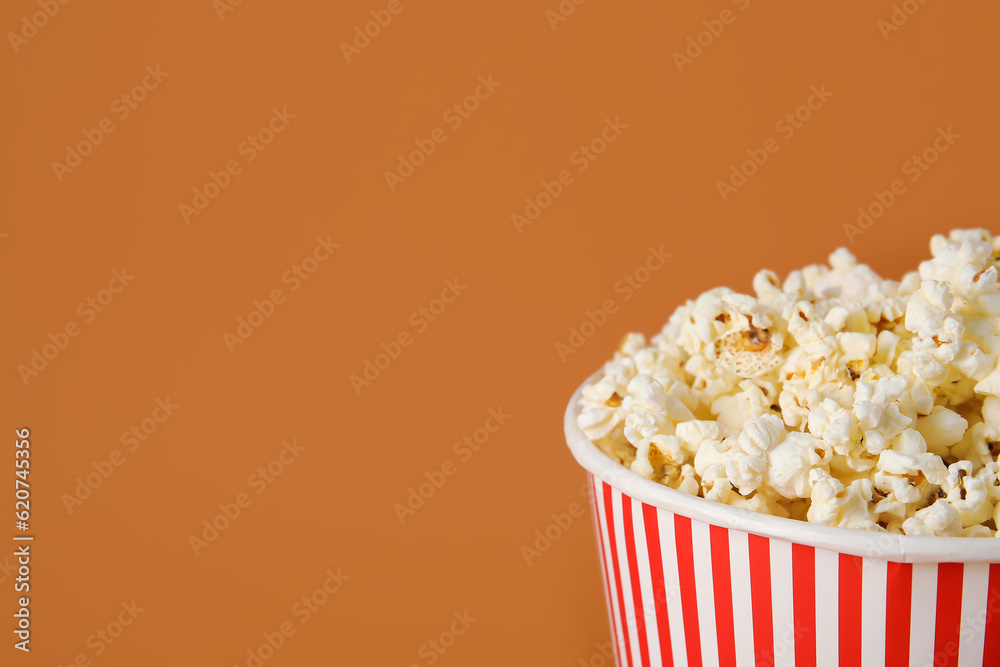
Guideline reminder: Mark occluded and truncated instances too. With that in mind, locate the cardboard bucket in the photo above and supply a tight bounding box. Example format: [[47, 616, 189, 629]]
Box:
[[565, 375, 1000, 667]]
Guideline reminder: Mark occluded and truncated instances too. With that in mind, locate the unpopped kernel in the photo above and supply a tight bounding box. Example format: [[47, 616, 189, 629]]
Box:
[[578, 229, 1000, 536]]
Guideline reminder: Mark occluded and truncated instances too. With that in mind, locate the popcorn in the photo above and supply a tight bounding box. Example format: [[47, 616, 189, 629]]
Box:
[[915, 406, 968, 457], [668, 464, 700, 496], [720, 414, 785, 495], [631, 434, 683, 480], [806, 469, 878, 530], [766, 431, 828, 499], [578, 229, 1000, 536], [902, 499, 964, 537], [675, 420, 722, 459], [711, 379, 776, 433], [939, 461, 994, 528], [870, 436, 948, 522]]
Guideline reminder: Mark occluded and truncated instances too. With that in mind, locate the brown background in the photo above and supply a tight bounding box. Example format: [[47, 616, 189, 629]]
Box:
[[1, 0, 999, 664]]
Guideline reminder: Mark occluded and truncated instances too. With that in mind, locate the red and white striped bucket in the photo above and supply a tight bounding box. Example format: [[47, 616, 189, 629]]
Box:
[[565, 375, 1000, 667]]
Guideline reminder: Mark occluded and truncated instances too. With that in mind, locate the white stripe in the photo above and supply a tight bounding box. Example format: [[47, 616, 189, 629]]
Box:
[[657, 509, 688, 667], [729, 529, 755, 667], [769, 539, 796, 667], [595, 481, 628, 665], [861, 558, 887, 667], [814, 548, 839, 667], [590, 478, 618, 664], [691, 519, 719, 667], [630, 496, 662, 667], [957, 563, 990, 667], [909, 563, 938, 667], [613, 489, 643, 666]]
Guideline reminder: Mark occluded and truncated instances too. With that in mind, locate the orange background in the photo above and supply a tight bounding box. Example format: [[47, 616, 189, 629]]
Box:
[[2, 0, 999, 664]]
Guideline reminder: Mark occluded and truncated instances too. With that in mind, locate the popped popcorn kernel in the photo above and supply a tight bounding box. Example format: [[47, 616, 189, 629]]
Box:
[[578, 229, 1000, 536]]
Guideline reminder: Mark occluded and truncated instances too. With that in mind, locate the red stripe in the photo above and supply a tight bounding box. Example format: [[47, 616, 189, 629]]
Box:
[[932, 563, 964, 667], [622, 497, 651, 667], [592, 478, 622, 664], [710, 525, 736, 667], [673, 516, 702, 667], [983, 563, 1000, 664], [884, 562, 912, 667], [838, 554, 863, 667], [748, 534, 774, 666], [791, 543, 816, 667], [604, 483, 634, 667], [642, 504, 673, 667]]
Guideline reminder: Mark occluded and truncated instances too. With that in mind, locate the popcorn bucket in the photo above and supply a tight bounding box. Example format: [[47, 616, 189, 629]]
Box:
[[565, 374, 1000, 667]]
